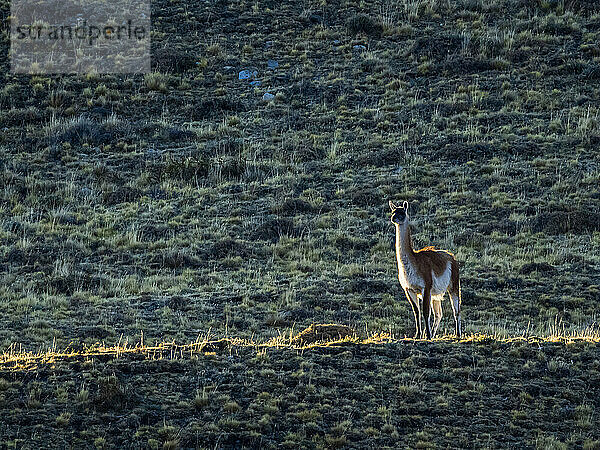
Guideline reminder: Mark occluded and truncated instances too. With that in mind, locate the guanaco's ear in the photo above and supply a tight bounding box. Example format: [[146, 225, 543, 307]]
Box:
[[402, 201, 409, 211], [389, 200, 398, 211]]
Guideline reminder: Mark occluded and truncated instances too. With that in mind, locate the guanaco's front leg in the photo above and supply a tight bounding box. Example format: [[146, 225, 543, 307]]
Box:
[[404, 289, 421, 339]]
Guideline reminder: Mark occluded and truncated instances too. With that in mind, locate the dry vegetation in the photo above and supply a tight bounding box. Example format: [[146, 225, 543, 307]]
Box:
[[1, 0, 600, 446]]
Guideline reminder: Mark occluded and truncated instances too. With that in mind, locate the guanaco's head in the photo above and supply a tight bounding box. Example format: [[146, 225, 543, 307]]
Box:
[[389, 200, 409, 226]]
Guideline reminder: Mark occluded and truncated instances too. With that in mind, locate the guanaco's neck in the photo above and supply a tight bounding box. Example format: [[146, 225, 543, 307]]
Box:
[[395, 223, 415, 268]]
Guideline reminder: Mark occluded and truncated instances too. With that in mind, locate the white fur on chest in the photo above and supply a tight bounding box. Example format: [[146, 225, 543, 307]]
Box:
[[397, 255, 424, 291]]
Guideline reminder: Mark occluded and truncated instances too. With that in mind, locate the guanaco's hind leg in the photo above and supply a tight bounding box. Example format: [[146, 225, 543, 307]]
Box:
[[431, 296, 443, 339], [449, 289, 461, 338], [404, 289, 421, 339]]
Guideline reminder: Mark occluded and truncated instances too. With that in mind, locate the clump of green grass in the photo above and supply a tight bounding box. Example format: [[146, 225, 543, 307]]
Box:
[[223, 400, 241, 412], [193, 387, 213, 409], [56, 412, 71, 426], [144, 72, 168, 93]]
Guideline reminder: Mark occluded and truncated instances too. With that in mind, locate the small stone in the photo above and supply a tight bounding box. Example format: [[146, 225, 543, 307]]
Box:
[[353, 44, 367, 51], [239, 69, 258, 80], [238, 70, 251, 80], [267, 59, 279, 69], [250, 80, 262, 86], [262, 92, 275, 101]]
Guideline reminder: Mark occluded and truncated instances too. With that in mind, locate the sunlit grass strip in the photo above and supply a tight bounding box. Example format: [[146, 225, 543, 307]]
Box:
[[0, 336, 245, 371], [463, 316, 600, 342], [1, 325, 599, 372], [0, 331, 393, 371]]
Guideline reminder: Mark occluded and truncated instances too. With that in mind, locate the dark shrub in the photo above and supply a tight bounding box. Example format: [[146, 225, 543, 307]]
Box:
[[167, 295, 189, 311], [351, 188, 382, 207], [80, 325, 112, 339], [249, 291, 278, 303], [163, 126, 197, 141], [440, 56, 494, 74], [346, 14, 383, 38], [582, 64, 600, 80], [205, 137, 243, 155], [272, 198, 314, 214], [53, 116, 130, 147], [252, 217, 297, 242], [102, 186, 143, 206], [218, 156, 246, 180], [519, 262, 556, 275], [153, 47, 197, 73], [95, 376, 129, 412], [189, 97, 246, 120], [47, 272, 104, 296], [347, 278, 393, 294], [530, 210, 600, 234], [162, 156, 210, 181], [411, 33, 463, 59], [209, 237, 250, 258], [160, 250, 201, 269]]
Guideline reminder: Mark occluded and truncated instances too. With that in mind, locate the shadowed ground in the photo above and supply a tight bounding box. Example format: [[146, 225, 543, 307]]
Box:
[[1, 329, 600, 448]]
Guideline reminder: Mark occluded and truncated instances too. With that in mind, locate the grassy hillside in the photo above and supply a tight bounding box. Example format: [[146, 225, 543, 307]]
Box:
[[1, 0, 599, 350], [1, 0, 600, 446]]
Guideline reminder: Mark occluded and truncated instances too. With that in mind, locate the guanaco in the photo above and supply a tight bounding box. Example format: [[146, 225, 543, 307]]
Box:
[[389, 200, 462, 339]]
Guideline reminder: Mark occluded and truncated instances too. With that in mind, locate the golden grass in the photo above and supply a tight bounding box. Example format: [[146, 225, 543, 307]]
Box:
[[1, 322, 599, 372], [0, 326, 391, 371]]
